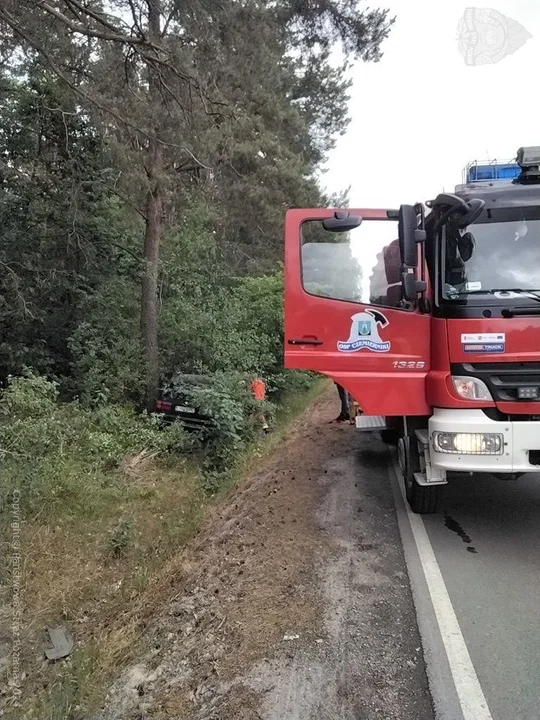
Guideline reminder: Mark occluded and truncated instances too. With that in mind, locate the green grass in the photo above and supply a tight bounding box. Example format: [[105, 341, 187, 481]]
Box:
[[0, 378, 327, 720]]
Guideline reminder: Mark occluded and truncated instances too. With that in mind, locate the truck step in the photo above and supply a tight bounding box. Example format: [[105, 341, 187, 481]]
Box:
[[355, 415, 388, 431]]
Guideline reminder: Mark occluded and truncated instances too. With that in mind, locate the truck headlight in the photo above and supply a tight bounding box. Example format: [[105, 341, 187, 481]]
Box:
[[451, 375, 493, 401], [433, 432, 503, 455]]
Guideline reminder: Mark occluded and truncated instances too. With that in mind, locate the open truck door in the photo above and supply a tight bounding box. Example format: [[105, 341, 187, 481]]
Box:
[[284, 207, 431, 416]]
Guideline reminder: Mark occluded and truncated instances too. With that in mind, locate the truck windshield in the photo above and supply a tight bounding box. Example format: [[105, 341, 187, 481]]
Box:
[[442, 207, 540, 299]]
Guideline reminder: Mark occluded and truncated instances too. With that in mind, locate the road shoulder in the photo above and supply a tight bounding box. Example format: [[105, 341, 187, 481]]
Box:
[[95, 390, 434, 719]]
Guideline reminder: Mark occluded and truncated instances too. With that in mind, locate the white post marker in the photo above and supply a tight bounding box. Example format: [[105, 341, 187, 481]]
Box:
[[393, 462, 493, 720]]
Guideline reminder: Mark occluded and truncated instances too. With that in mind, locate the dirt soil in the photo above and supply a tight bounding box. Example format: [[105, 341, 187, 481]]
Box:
[[93, 387, 434, 720]]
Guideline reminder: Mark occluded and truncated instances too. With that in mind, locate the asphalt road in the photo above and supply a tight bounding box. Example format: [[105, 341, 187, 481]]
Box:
[[391, 462, 540, 720]]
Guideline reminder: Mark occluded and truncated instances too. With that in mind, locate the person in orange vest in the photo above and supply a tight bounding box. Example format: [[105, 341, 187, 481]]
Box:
[[250, 376, 269, 432]]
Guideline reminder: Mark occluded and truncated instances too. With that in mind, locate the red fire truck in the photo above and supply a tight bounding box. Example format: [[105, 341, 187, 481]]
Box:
[[284, 146, 540, 514]]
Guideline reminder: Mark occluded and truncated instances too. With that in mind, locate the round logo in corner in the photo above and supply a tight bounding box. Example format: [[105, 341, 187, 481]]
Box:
[[457, 8, 532, 66], [337, 309, 391, 353]]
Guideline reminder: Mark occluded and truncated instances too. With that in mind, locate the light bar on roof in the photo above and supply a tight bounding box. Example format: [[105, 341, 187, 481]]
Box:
[[466, 162, 520, 184]]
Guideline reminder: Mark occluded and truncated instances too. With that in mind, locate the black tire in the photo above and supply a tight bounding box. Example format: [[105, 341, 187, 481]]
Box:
[[404, 435, 439, 514], [380, 428, 399, 445], [380, 416, 402, 446]]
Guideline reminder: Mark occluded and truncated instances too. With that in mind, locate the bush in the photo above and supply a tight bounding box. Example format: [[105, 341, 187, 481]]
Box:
[[0, 366, 310, 511], [0, 374, 193, 516], [159, 220, 287, 386], [185, 373, 275, 478], [210, 272, 285, 378]]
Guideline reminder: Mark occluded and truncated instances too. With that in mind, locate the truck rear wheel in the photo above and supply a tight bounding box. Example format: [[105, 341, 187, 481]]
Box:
[[402, 435, 439, 515]]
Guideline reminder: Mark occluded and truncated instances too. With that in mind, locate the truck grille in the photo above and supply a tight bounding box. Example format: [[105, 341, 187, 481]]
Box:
[[451, 362, 540, 403]]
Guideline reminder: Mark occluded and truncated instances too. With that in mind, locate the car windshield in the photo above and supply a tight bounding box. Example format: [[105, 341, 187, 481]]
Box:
[[442, 206, 540, 299]]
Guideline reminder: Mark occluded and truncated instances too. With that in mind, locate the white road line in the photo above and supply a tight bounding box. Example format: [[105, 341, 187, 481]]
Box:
[[393, 462, 493, 720]]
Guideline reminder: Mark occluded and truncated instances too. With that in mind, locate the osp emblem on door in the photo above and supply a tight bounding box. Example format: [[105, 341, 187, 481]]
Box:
[[337, 309, 391, 353], [358, 320, 371, 336]]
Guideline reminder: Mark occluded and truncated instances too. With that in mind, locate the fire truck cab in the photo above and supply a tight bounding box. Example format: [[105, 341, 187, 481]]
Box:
[[284, 146, 540, 513]]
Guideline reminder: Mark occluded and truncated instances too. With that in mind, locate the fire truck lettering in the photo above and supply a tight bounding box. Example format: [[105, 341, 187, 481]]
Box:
[[393, 361, 426, 369]]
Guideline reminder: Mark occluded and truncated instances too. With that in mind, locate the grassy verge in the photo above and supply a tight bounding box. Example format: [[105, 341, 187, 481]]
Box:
[[0, 377, 327, 719], [231, 376, 329, 486]]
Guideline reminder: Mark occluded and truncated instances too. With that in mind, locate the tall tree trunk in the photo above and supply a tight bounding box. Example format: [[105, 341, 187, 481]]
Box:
[[141, 140, 163, 410], [140, 0, 163, 411]]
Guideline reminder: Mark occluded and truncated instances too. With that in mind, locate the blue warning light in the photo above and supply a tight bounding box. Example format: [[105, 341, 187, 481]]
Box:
[[466, 162, 520, 184]]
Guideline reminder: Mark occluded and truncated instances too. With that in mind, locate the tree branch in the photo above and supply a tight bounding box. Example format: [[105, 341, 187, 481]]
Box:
[[110, 241, 142, 263], [126, 0, 145, 39], [0, 8, 211, 168], [37, 0, 220, 102], [37, 0, 150, 46], [160, 7, 176, 38], [0, 260, 35, 318], [97, 180, 147, 221], [62, 0, 126, 37]]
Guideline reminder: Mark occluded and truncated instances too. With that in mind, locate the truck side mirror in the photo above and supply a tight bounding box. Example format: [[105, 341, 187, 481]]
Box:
[[402, 270, 427, 301], [426, 194, 485, 230], [398, 204, 425, 268], [322, 211, 363, 233], [456, 198, 484, 229]]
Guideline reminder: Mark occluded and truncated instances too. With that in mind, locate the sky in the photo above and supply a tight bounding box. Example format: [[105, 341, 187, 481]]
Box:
[[320, 0, 540, 294]]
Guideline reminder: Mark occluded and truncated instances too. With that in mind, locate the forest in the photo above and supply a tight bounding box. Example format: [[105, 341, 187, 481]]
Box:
[[0, 4, 393, 713], [0, 0, 394, 476]]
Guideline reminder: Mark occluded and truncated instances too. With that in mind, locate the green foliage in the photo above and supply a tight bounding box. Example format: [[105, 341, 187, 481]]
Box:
[[159, 205, 286, 386], [158, 205, 229, 378], [107, 516, 135, 556], [0, 375, 193, 517], [215, 273, 285, 377], [0, 0, 393, 487], [268, 369, 317, 397], [66, 263, 143, 406], [279, 0, 394, 60], [0, 6, 395, 714], [184, 373, 275, 484], [0, 74, 122, 382], [0, 370, 284, 510]]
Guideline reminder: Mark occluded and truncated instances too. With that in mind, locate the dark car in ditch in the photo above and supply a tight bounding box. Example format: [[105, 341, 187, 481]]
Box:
[[154, 373, 214, 431]]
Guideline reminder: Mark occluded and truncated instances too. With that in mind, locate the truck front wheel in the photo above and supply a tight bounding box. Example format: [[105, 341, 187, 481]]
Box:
[[380, 428, 399, 445], [380, 417, 402, 446], [401, 435, 439, 515]]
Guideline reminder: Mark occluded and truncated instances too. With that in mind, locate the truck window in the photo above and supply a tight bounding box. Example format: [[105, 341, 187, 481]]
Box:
[[300, 218, 407, 309], [442, 207, 540, 298]]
